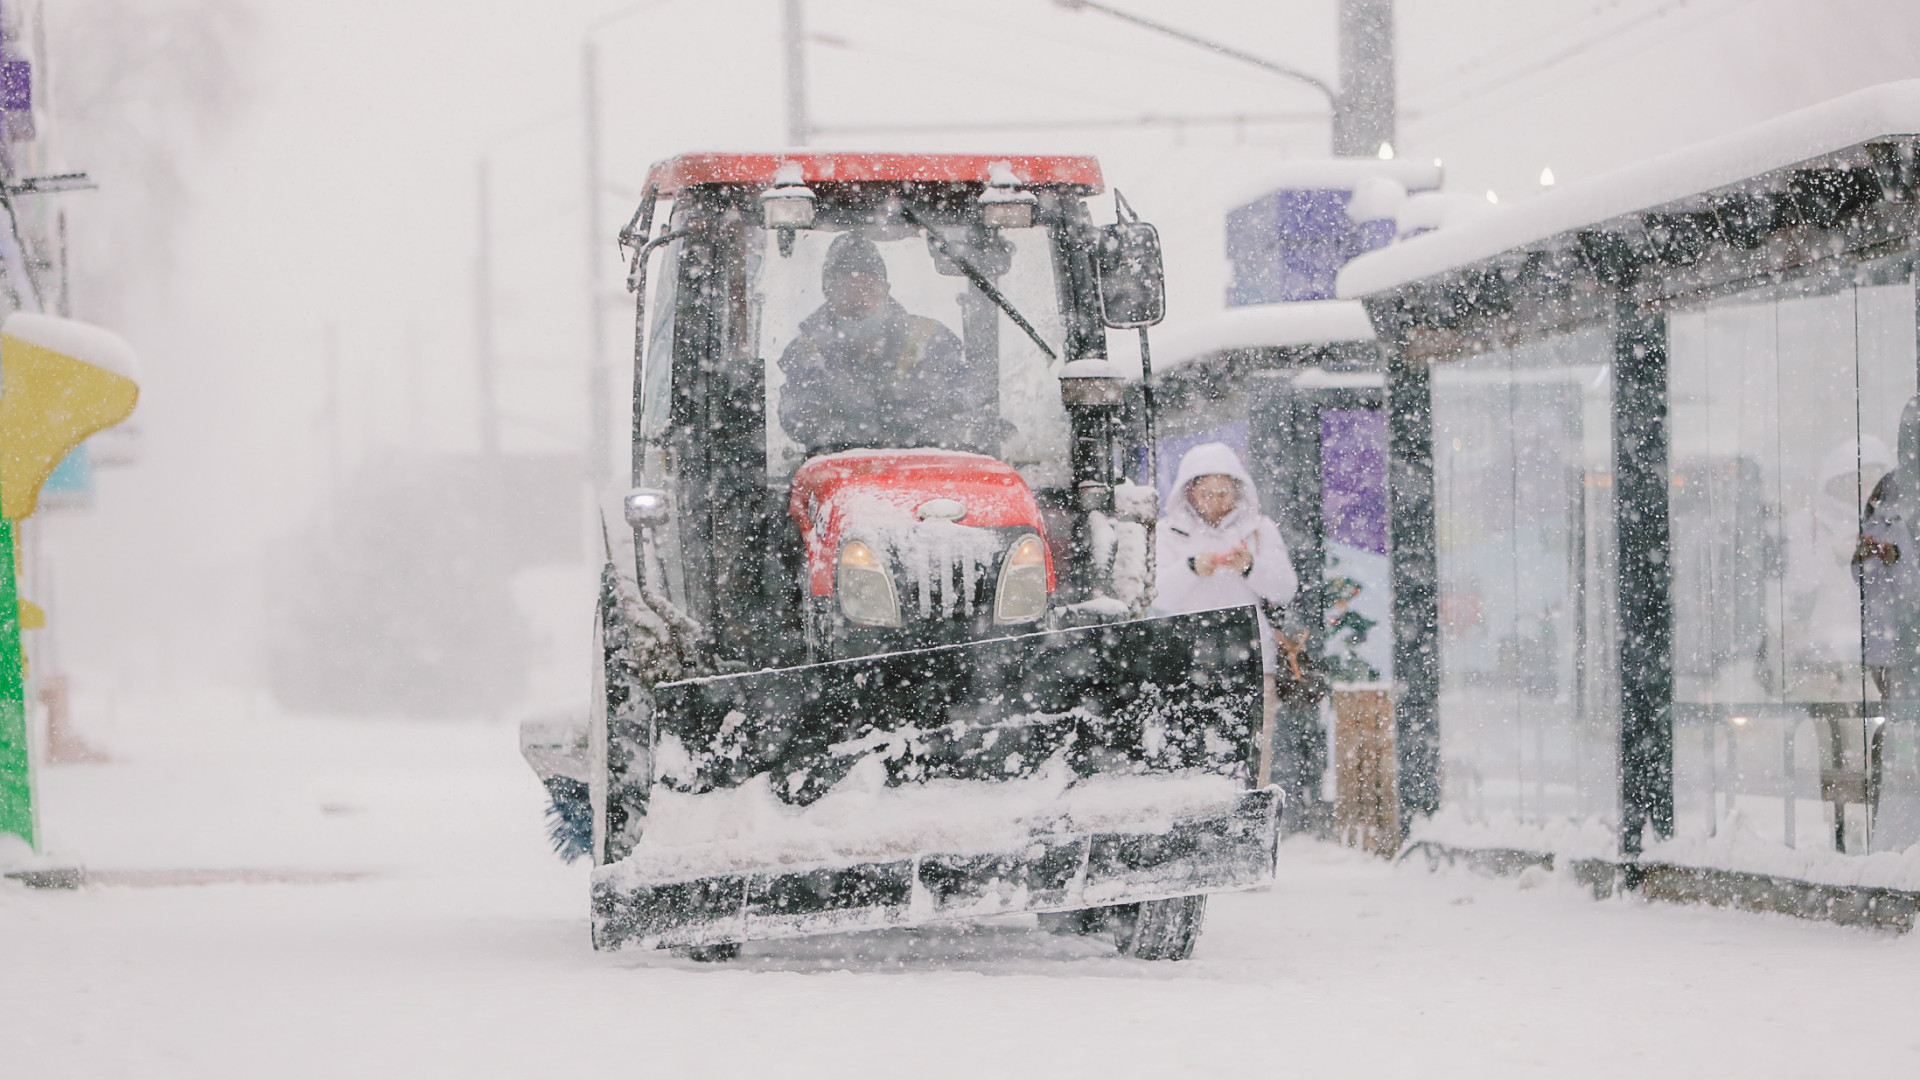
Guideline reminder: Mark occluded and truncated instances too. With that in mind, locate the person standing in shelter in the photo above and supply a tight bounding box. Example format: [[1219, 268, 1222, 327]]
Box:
[[1786, 436, 1892, 694], [1857, 399, 1920, 706], [1154, 442, 1300, 792]]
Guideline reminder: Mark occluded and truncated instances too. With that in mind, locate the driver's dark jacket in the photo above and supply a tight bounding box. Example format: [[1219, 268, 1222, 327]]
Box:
[[777, 298, 995, 454]]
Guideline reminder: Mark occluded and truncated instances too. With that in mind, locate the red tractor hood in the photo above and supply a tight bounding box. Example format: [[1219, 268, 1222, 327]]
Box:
[[789, 449, 1054, 596]]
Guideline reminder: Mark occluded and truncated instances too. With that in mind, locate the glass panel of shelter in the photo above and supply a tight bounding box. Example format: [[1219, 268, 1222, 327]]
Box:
[[1431, 325, 1620, 838], [1667, 257, 1919, 855]]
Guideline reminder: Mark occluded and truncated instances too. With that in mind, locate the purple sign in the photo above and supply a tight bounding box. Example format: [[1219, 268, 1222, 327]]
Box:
[[0, 60, 28, 112], [1321, 408, 1387, 555], [1225, 190, 1396, 305]]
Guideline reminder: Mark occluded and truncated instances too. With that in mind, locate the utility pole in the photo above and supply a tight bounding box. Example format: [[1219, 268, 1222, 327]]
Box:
[[581, 2, 667, 496], [583, 42, 610, 493], [475, 159, 500, 464], [323, 321, 342, 504], [784, 0, 809, 145], [1333, 0, 1395, 157], [405, 320, 425, 452], [474, 158, 509, 728]]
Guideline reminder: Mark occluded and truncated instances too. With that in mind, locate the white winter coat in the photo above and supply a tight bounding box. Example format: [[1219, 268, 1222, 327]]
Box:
[[1153, 442, 1299, 673]]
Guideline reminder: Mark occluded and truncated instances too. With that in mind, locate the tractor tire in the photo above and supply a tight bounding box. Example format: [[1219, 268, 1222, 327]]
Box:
[[1113, 895, 1207, 961], [685, 943, 741, 963]]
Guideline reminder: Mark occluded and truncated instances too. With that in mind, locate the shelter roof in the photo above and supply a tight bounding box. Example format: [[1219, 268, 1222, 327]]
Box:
[[1337, 80, 1920, 299], [1220, 159, 1443, 211], [1155, 300, 1375, 373]]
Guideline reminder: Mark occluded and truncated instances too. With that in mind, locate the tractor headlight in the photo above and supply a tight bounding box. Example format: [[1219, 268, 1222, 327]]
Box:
[[993, 533, 1049, 624], [837, 540, 901, 627]]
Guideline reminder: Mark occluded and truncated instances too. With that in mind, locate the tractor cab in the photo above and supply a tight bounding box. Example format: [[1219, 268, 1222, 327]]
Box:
[[623, 153, 1162, 666]]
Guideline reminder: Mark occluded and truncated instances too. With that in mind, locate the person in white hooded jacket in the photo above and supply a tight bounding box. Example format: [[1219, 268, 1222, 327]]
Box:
[[1154, 442, 1299, 667], [1154, 442, 1301, 791]]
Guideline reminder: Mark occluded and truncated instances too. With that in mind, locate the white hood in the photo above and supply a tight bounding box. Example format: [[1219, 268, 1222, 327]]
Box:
[[1166, 441, 1261, 533]]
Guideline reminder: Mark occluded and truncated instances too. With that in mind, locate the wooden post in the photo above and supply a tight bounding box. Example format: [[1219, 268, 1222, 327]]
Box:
[[1333, 686, 1397, 855]]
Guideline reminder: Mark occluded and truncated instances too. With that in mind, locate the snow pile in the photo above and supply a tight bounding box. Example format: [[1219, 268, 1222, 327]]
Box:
[[1344, 176, 1408, 224], [1, 311, 139, 376], [601, 756, 1246, 885], [1644, 820, 1920, 892], [1339, 79, 1920, 298], [1411, 804, 1920, 891], [1153, 300, 1375, 373], [1219, 158, 1444, 212], [1407, 805, 1619, 862], [1111, 479, 1158, 523], [1084, 507, 1151, 615], [0, 831, 34, 868], [1058, 357, 1127, 381], [1395, 190, 1497, 237]]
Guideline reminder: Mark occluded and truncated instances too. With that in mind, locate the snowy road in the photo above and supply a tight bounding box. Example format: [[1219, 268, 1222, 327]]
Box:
[[5, 698, 1918, 1078]]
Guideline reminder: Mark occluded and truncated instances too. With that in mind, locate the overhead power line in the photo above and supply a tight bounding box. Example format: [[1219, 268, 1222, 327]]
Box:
[[1406, 0, 1639, 98], [1408, 0, 1761, 127]]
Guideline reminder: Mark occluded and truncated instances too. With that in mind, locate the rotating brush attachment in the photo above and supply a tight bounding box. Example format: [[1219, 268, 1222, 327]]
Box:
[[543, 776, 592, 863]]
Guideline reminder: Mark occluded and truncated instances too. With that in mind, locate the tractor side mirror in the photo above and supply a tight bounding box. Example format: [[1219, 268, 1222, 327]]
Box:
[[1094, 221, 1166, 329], [624, 487, 672, 529]]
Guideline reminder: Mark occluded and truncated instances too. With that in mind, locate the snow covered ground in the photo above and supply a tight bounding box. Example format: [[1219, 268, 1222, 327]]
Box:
[[6, 694, 1920, 1078]]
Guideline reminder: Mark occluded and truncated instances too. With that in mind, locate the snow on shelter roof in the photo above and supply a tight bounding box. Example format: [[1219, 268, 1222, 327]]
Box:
[[1336, 80, 1920, 299], [644, 152, 1104, 196], [1155, 300, 1375, 372]]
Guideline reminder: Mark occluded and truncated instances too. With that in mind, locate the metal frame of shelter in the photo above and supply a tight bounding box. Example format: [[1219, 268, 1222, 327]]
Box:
[[1357, 113, 1920, 862]]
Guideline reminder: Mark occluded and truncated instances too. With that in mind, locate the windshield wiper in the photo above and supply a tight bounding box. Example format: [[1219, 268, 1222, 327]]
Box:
[[900, 206, 1057, 363]]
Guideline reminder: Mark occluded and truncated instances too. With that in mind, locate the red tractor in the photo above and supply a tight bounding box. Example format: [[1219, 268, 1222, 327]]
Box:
[[523, 152, 1275, 960]]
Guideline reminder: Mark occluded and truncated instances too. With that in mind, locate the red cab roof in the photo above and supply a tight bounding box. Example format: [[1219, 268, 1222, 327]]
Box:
[[643, 152, 1104, 196]]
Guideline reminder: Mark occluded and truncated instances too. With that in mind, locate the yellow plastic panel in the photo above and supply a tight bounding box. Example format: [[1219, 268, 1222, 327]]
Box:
[[0, 313, 140, 521]]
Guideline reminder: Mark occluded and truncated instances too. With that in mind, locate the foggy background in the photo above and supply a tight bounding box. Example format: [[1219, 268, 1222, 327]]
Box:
[[30, 0, 1920, 723]]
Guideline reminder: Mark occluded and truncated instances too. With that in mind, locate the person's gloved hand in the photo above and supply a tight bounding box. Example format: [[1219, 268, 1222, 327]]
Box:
[[1193, 543, 1252, 577], [1855, 535, 1900, 565]]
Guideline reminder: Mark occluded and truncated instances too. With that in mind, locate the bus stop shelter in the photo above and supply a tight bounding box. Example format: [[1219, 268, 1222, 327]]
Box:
[[1338, 81, 1920, 918]]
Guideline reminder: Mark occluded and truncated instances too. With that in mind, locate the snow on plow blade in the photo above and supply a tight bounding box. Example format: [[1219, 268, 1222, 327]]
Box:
[[591, 609, 1276, 951]]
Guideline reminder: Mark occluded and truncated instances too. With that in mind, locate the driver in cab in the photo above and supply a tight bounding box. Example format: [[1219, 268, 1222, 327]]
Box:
[[778, 232, 996, 456]]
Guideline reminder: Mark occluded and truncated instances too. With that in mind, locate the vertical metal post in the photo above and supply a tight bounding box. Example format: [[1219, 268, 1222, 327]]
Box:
[[405, 321, 425, 451], [1783, 722, 1797, 848], [1137, 327, 1157, 489], [1387, 340, 1439, 824], [1333, 0, 1395, 157], [1614, 297, 1675, 857], [784, 0, 809, 146], [584, 43, 610, 493], [1247, 377, 1323, 633], [55, 209, 68, 317], [475, 159, 500, 463], [1704, 722, 1716, 837]]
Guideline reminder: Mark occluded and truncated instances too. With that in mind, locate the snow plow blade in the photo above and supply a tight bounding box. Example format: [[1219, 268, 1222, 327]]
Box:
[[591, 608, 1276, 951]]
